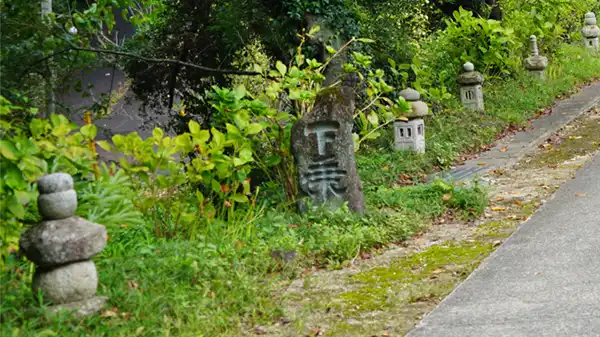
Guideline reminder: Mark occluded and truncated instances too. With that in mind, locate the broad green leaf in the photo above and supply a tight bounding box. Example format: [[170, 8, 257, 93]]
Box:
[[211, 179, 221, 194], [192, 129, 211, 146], [233, 84, 246, 100], [326, 45, 336, 54], [0, 140, 20, 160], [265, 155, 281, 166], [175, 134, 193, 152], [80, 124, 97, 139], [152, 128, 164, 140], [367, 111, 379, 126], [276, 61, 287, 77], [245, 123, 263, 135], [189, 120, 201, 134], [96, 140, 113, 152], [239, 147, 253, 162], [14, 190, 31, 205], [226, 123, 242, 137], [211, 128, 225, 150], [7, 194, 25, 218], [231, 194, 248, 203]]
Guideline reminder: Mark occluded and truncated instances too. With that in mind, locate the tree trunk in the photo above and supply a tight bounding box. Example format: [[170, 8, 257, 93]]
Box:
[[41, 0, 56, 118]]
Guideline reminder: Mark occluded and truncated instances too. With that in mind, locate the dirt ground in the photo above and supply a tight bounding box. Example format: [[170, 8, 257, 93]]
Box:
[[252, 105, 600, 337]]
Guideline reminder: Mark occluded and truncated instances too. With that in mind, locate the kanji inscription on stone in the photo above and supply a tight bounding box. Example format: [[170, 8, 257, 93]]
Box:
[[291, 86, 364, 214]]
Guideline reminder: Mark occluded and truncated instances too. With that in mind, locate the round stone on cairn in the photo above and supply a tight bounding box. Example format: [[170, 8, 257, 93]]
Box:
[[19, 173, 108, 317], [398, 88, 429, 118]]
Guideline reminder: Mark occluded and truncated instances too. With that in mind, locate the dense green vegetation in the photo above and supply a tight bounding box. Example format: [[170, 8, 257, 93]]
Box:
[[2, 0, 600, 335]]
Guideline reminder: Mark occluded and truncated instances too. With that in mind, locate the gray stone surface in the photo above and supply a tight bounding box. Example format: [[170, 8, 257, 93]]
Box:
[[47, 296, 108, 317], [399, 88, 421, 101], [37, 190, 77, 220], [408, 101, 429, 117], [20, 216, 107, 268], [524, 35, 548, 72], [38, 173, 74, 194], [291, 86, 365, 214], [457, 63, 484, 85], [430, 80, 600, 182], [33, 260, 98, 304], [408, 153, 600, 337]]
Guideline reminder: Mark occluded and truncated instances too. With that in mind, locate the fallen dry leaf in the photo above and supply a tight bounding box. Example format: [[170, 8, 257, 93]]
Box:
[[495, 197, 505, 202], [382, 166, 390, 171], [442, 193, 452, 201], [514, 201, 522, 206], [311, 328, 324, 336], [127, 280, 139, 290], [491, 206, 506, 212], [431, 269, 444, 274], [500, 145, 507, 152], [101, 308, 119, 318], [568, 136, 583, 140], [575, 193, 586, 197], [254, 326, 267, 335], [477, 162, 487, 166]]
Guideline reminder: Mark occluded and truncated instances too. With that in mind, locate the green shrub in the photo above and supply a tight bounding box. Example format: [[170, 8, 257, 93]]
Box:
[[75, 163, 145, 231], [413, 7, 522, 95]]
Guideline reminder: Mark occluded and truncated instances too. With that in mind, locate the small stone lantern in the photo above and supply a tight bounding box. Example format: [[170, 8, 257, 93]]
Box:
[[524, 35, 548, 79], [582, 12, 599, 52], [457, 62, 485, 112], [394, 88, 428, 154], [19, 173, 108, 316]]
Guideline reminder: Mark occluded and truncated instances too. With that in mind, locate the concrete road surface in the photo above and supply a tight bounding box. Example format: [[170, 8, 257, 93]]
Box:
[[407, 152, 600, 337]]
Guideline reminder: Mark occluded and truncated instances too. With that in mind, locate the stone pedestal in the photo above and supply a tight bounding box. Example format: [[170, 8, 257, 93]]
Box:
[[19, 173, 108, 316], [291, 86, 364, 214], [394, 88, 428, 154], [524, 35, 548, 79], [582, 12, 599, 53], [457, 62, 485, 112]]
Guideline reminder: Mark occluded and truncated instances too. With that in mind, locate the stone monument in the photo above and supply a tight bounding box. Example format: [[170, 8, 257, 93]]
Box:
[[291, 85, 365, 214], [19, 173, 108, 316], [582, 12, 599, 53], [457, 62, 485, 112], [524, 35, 548, 79], [394, 88, 428, 154]]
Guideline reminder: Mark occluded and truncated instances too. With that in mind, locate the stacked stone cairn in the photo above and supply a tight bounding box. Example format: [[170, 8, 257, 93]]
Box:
[[524, 35, 548, 79], [394, 88, 428, 154], [582, 12, 599, 53], [19, 173, 108, 316], [457, 62, 485, 112]]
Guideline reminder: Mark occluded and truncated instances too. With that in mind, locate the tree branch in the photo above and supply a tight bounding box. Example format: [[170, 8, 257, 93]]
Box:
[[20, 46, 269, 81]]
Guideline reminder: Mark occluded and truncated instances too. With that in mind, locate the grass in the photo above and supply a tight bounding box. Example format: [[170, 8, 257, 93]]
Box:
[[357, 44, 600, 188], [2, 44, 600, 337]]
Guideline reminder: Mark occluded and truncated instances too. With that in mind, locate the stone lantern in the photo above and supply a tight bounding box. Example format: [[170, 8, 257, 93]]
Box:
[[457, 62, 485, 112], [394, 88, 428, 154], [582, 12, 599, 52], [524, 35, 548, 79], [19, 173, 108, 316]]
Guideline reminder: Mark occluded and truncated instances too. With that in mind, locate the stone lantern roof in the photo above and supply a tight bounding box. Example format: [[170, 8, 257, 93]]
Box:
[[457, 62, 484, 85], [399, 87, 429, 117]]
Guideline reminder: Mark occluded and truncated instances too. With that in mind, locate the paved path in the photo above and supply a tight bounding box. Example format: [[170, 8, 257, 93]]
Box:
[[430, 81, 600, 182], [408, 153, 600, 336]]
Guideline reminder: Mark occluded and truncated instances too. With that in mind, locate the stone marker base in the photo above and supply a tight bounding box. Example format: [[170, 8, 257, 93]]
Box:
[[47, 296, 108, 317]]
